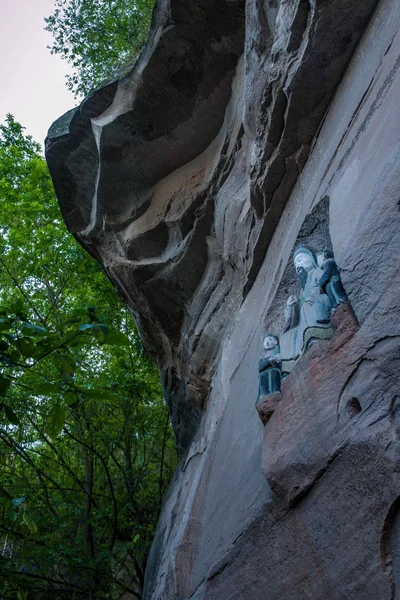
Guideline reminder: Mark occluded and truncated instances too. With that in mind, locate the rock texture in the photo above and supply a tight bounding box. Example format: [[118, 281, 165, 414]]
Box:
[[46, 0, 400, 598], [46, 0, 378, 453], [203, 306, 400, 600]]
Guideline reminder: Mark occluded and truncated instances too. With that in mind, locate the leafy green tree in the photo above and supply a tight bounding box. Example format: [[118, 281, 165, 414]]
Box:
[[45, 0, 155, 97], [0, 116, 177, 599]]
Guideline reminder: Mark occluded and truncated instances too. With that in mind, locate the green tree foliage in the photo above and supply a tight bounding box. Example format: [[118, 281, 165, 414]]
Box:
[[45, 0, 155, 97], [0, 116, 177, 598]]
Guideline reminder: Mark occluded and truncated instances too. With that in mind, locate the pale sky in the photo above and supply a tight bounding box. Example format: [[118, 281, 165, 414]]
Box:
[[1, 0, 77, 149]]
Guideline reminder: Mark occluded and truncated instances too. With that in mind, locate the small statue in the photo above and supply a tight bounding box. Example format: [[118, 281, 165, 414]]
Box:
[[258, 334, 282, 398], [316, 249, 348, 309], [256, 334, 282, 425]]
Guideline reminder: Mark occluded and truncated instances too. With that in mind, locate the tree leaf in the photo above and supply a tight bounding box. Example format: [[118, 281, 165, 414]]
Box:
[[63, 308, 87, 325], [93, 323, 109, 343], [0, 376, 11, 397], [22, 510, 38, 534], [0, 355, 13, 367], [0, 486, 11, 499], [8, 509, 18, 522], [9, 348, 21, 364], [0, 340, 9, 352], [36, 334, 58, 350], [11, 298, 27, 318], [78, 323, 109, 343], [0, 318, 12, 332], [22, 322, 47, 336], [79, 388, 113, 402], [54, 353, 76, 375], [34, 382, 59, 395], [12, 497, 25, 507], [3, 404, 20, 425], [103, 330, 131, 347], [64, 315, 83, 325], [68, 334, 88, 348], [78, 323, 97, 332], [18, 337, 36, 358], [47, 404, 66, 438], [61, 369, 73, 383], [64, 392, 78, 406]]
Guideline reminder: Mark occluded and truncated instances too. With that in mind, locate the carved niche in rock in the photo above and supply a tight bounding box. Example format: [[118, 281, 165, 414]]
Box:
[[256, 245, 348, 424]]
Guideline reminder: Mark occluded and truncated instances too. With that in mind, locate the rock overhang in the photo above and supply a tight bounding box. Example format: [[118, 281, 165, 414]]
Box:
[[46, 0, 379, 453]]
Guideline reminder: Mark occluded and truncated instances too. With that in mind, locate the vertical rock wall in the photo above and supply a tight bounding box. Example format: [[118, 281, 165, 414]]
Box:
[[46, 0, 378, 454], [45, 0, 400, 597], [143, 2, 400, 597]]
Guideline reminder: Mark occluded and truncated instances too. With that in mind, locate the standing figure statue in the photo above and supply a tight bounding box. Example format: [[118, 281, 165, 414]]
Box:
[[280, 245, 333, 373], [256, 334, 282, 424], [258, 334, 281, 398], [317, 249, 348, 309]]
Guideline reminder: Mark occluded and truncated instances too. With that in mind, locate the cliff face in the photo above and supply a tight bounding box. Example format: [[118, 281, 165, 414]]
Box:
[[46, 0, 377, 453], [46, 0, 400, 598]]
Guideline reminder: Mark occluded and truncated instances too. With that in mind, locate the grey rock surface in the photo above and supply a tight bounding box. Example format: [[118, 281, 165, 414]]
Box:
[[140, 2, 400, 596], [46, 0, 377, 453], [46, 0, 400, 598]]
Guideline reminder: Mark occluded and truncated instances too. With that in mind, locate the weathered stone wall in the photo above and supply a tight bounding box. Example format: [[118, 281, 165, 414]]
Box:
[[46, 0, 378, 454], [46, 0, 400, 597], [143, 2, 400, 597]]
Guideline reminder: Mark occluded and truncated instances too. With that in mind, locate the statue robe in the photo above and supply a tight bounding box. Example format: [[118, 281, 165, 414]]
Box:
[[280, 265, 332, 373], [257, 352, 281, 398]]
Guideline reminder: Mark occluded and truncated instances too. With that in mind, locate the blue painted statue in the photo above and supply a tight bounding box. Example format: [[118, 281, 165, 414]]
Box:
[[257, 334, 282, 398], [255, 245, 348, 414], [316, 249, 348, 309], [280, 245, 334, 373]]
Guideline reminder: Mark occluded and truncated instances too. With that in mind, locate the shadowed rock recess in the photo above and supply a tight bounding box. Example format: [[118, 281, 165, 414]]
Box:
[[46, 0, 377, 453], [47, 0, 400, 598]]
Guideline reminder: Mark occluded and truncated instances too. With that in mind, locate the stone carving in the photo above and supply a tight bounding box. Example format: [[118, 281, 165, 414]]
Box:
[[280, 245, 335, 374], [256, 245, 348, 417], [316, 249, 348, 309], [258, 335, 282, 398], [256, 334, 282, 425], [256, 245, 348, 425], [44, 0, 377, 456], [44, 0, 396, 595]]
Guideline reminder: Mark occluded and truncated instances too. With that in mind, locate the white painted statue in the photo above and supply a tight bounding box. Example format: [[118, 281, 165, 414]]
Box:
[[280, 246, 333, 373]]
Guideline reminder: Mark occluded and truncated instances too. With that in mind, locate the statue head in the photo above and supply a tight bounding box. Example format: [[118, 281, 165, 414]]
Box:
[[293, 246, 317, 274], [317, 248, 334, 268], [263, 334, 279, 351]]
